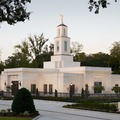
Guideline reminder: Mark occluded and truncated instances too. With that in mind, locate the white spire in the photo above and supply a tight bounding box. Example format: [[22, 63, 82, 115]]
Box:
[[60, 15, 64, 24]]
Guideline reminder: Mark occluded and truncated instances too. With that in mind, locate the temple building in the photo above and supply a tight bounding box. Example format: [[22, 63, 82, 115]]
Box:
[[0, 20, 120, 96]]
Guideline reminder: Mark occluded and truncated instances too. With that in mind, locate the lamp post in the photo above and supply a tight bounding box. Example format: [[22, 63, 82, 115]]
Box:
[[70, 83, 74, 99], [19, 81, 21, 86], [4, 81, 6, 86]]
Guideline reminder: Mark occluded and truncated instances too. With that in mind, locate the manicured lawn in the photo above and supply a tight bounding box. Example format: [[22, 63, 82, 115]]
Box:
[[0, 117, 32, 120]]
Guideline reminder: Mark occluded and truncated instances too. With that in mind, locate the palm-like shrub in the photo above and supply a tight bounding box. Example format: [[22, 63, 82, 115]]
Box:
[[12, 88, 36, 114], [93, 85, 105, 93], [112, 85, 120, 93]]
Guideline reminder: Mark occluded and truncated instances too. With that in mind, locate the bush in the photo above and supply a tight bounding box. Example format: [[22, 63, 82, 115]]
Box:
[[12, 88, 36, 114], [64, 101, 118, 113], [110, 104, 118, 112]]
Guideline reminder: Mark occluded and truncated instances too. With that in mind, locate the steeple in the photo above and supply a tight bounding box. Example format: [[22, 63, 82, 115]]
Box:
[[54, 17, 70, 55], [60, 15, 64, 24], [43, 19, 80, 69]]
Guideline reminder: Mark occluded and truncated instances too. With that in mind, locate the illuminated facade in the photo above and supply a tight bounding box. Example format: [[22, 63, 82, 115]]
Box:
[[0, 21, 120, 95]]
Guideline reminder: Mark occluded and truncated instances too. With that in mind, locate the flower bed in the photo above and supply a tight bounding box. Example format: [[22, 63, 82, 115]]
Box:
[[0, 109, 39, 119]]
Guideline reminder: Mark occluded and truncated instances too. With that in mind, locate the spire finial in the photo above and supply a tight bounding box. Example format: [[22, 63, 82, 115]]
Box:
[[60, 15, 64, 24]]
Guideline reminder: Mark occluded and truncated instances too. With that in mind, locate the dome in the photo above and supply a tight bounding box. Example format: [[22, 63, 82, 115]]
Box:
[[57, 24, 67, 27]]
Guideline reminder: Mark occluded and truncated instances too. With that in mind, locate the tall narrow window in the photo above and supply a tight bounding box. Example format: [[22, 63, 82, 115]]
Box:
[[49, 84, 53, 94], [31, 84, 36, 94], [64, 41, 67, 52], [57, 41, 59, 52], [64, 29, 65, 35], [44, 84, 47, 94], [58, 29, 60, 36]]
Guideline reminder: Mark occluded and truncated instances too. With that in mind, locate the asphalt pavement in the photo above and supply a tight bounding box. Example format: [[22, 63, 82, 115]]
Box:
[[0, 100, 120, 120]]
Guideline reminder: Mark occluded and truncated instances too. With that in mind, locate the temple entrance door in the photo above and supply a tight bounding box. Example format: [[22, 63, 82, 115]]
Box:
[[11, 81, 19, 96]]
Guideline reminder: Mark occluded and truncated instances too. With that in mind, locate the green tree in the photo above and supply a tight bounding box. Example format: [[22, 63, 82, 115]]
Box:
[[4, 34, 52, 68], [74, 52, 110, 67], [42, 43, 54, 62], [110, 41, 120, 74], [5, 52, 30, 68], [71, 42, 83, 55], [88, 0, 117, 14], [0, 61, 4, 74], [28, 34, 48, 67], [12, 88, 36, 114], [74, 52, 86, 63], [5, 55, 20, 68], [93, 84, 105, 93], [49, 43, 54, 54], [81, 88, 84, 98], [84, 52, 110, 67], [111, 84, 120, 94], [0, 0, 31, 25], [84, 84, 89, 98], [14, 40, 31, 67], [6, 85, 11, 92]]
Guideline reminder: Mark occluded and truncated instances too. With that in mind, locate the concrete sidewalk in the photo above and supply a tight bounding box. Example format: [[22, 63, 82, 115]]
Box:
[[0, 100, 120, 120]]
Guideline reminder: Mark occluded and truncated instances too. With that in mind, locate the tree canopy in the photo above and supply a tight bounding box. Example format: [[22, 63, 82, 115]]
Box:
[[110, 41, 120, 74], [88, 0, 117, 13], [0, 0, 118, 26], [0, 0, 31, 25], [4, 34, 53, 68]]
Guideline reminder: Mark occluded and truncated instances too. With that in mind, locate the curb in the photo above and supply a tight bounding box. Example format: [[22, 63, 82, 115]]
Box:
[[33, 114, 41, 120]]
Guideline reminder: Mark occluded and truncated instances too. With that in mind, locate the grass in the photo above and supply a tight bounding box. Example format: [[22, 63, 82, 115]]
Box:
[[0, 117, 32, 120]]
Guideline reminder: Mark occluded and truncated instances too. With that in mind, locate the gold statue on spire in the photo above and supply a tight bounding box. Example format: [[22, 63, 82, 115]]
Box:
[[60, 15, 64, 24]]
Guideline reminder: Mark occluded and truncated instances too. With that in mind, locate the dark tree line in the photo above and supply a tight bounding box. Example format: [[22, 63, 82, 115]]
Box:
[[73, 41, 120, 74], [74, 52, 110, 67]]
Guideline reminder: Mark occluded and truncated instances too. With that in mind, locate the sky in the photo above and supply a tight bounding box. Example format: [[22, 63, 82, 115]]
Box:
[[0, 0, 120, 61]]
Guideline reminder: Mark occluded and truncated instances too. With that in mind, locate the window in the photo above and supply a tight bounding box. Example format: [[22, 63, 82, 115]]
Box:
[[44, 84, 47, 94], [58, 29, 60, 36], [64, 29, 65, 35], [59, 61, 62, 68], [94, 82, 102, 86], [64, 41, 67, 52], [115, 84, 119, 87], [31, 84, 36, 94], [49, 84, 53, 94], [94, 82, 102, 93], [57, 41, 59, 52]]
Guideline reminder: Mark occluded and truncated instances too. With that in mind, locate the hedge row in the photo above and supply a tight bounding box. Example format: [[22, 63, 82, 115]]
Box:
[[63, 101, 118, 113]]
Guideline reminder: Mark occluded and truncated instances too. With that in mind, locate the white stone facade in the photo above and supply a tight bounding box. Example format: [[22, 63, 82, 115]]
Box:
[[0, 21, 120, 95]]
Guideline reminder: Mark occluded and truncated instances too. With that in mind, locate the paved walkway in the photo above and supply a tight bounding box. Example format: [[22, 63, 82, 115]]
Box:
[[0, 100, 120, 120]]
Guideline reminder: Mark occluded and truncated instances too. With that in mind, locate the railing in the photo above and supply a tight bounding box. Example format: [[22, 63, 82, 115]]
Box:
[[1, 91, 120, 99], [31, 92, 70, 98], [32, 92, 120, 98], [0, 91, 12, 98]]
